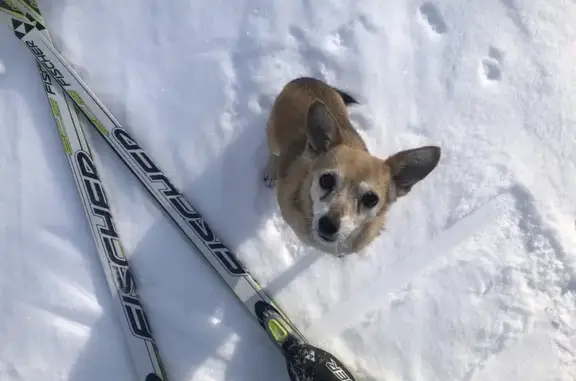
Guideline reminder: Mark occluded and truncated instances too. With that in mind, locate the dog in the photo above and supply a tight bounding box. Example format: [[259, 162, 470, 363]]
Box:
[[264, 77, 441, 257]]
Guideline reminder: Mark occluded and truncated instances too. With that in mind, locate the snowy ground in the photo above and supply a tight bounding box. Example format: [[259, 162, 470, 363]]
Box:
[[0, 0, 575, 380]]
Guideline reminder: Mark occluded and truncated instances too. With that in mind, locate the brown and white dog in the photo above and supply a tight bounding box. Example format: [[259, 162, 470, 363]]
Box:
[[264, 77, 441, 257]]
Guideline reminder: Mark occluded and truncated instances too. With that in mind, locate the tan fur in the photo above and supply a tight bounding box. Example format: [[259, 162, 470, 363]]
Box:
[[264, 77, 441, 256]]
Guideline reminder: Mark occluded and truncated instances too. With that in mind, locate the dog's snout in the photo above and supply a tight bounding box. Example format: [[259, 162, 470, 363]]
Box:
[[318, 215, 340, 236]]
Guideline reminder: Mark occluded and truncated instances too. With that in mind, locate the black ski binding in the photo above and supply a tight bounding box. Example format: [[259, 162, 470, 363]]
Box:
[[255, 301, 357, 381]]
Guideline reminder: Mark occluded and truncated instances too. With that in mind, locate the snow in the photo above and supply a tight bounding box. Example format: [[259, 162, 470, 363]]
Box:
[[0, 0, 575, 380]]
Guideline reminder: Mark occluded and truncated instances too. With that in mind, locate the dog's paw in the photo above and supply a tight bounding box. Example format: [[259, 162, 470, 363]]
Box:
[[263, 172, 276, 188], [263, 153, 278, 188]]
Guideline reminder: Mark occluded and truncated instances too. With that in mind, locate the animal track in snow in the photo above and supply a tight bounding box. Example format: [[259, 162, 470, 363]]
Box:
[[481, 46, 504, 82], [481, 60, 501, 81], [418, 2, 447, 35], [488, 46, 504, 62], [357, 13, 379, 33], [0, 363, 22, 381]]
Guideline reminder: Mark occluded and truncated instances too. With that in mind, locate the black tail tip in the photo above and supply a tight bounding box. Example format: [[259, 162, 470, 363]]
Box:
[[334, 88, 359, 106]]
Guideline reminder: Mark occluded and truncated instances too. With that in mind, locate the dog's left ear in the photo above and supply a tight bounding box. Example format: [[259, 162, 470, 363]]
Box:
[[305, 99, 341, 156], [385, 145, 441, 198]]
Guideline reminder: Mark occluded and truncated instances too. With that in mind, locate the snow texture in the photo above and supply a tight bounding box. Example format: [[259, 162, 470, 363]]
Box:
[[0, 0, 575, 380]]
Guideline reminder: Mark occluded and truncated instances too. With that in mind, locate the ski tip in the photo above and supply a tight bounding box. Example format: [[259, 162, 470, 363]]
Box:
[[145, 373, 163, 381]]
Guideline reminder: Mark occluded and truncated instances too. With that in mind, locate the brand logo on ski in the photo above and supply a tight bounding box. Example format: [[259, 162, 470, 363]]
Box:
[[11, 18, 34, 39], [112, 128, 249, 276], [37, 61, 56, 95], [24, 11, 45, 30], [75, 150, 154, 341], [326, 358, 353, 381], [24, 40, 71, 87]]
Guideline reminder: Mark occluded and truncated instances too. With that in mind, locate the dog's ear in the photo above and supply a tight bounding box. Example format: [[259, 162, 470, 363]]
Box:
[[385, 145, 441, 198], [305, 99, 341, 156]]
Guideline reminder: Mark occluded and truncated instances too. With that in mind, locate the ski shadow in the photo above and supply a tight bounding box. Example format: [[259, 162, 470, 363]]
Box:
[[61, 132, 293, 380], [66, 316, 138, 381], [61, 113, 295, 379], [93, 216, 289, 381], [60, 203, 291, 380]]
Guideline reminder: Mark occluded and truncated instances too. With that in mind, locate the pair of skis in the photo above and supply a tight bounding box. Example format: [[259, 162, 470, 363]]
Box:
[[0, 1, 358, 381]]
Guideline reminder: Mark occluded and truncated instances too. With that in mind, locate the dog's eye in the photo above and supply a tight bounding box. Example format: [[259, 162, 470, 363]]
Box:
[[361, 192, 379, 208], [319, 173, 336, 191]]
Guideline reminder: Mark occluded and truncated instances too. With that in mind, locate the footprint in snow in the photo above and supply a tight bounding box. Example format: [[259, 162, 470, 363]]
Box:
[[418, 2, 448, 35], [480, 46, 504, 82]]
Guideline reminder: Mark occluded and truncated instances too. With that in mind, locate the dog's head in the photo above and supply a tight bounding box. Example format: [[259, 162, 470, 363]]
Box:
[[302, 99, 441, 256]]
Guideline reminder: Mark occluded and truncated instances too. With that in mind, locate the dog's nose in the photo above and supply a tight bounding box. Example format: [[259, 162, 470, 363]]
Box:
[[318, 215, 340, 236]]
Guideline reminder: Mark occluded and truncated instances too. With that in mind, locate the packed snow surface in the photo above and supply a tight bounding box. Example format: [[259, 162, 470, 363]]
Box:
[[0, 0, 575, 380]]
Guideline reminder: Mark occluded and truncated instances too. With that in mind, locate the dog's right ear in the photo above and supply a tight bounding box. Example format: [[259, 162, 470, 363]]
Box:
[[385, 145, 441, 199], [305, 99, 341, 156]]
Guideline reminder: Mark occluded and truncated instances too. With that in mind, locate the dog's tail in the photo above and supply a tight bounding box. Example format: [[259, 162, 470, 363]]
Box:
[[332, 87, 359, 106]]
